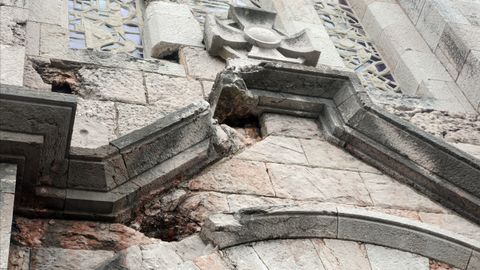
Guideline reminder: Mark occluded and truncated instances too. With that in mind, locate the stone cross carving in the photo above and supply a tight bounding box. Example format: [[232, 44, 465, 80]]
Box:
[[204, 3, 320, 66]]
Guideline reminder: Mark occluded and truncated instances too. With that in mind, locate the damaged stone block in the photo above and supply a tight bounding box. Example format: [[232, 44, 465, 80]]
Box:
[[0, 45, 25, 86], [144, 1, 203, 59]]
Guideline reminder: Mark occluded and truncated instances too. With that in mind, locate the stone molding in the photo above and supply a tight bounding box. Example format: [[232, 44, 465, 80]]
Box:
[[201, 205, 480, 269], [209, 62, 480, 224], [0, 163, 17, 270], [0, 85, 218, 221]]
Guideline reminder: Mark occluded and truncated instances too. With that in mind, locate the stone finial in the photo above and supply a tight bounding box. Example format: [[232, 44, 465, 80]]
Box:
[[204, 4, 321, 66]]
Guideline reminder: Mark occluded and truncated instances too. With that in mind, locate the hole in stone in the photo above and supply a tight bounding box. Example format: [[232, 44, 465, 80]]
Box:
[[51, 81, 74, 94], [79, 129, 89, 135], [161, 50, 179, 63]]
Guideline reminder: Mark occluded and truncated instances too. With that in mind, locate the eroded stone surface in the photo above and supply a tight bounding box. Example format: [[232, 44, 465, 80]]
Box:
[[145, 72, 204, 105], [260, 113, 324, 139], [71, 98, 116, 149], [311, 239, 371, 270], [76, 67, 146, 104], [236, 136, 308, 165], [366, 244, 429, 270], [30, 247, 114, 270], [180, 47, 225, 80]]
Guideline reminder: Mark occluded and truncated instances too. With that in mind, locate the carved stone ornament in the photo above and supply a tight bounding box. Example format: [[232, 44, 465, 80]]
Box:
[[204, 4, 321, 66]]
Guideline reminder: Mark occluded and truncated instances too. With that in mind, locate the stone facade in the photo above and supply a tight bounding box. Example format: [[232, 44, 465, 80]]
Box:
[[1, 0, 479, 269]]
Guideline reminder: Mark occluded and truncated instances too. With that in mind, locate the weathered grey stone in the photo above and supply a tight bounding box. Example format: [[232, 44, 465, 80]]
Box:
[[201, 80, 215, 100], [0, 0, 26, 7], [27, 0, 68, 27], [366, 244, 429, 270], [188, 159, 275, 196], [0, 5, 27, 46], [415, 80, 476, 114], [224, 245, 269, 270], [337, 208, 473, 269], [25, 20, 40, 55], [311, 239, 371, 270], [362, 2, 407, 41], [171, 234, 214, 262], [23, 58, 51, 91], [144, 1, 203, 58], [116, 103, 169, 136], [96, 245, 143, 270], [145, 72, 204, 106], [267, 163, 373, 205], [260, 113, 323, 139], [193, 252, 229, 270], [301, 139, 378, 173], [0, 45, 25, 86], [112, 101, 211, 177], [418, 212, 480, 243], [397, 0, 427, 23], [71, 98, 116, 149], [204, 3, 320, 66], [236, 136, 308, 165], [361, 172, 445, 212], [30, 248, 114, 270], [435, 23, 480, 79], [451, 143, 480, 160], [416, 0, 469, 49], [180, 47, 225, 80], [38, 23, 68, 57], [453, 0, 480, 26], [76, 67, 146, 104], [467, 251, 480, 270], [457, 50, 480, 113], [140, 243, 185, 270], [251, 239, 326, 269], [0, 86, 76, 189], [0, 163, 16, 270]]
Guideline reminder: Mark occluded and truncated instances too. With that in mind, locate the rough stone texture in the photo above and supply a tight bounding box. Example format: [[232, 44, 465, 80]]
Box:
[[415, 0, 469, 50], [0, 5, 27, 46], [467, 251, 480, 270], [260, 113, 323, 139], [116, 103, 171, 136], [267, 163, 372, 205], [316, 239, 372, 269], [188, 159, 275, 197], [144, 1, 203, 58], [23, 58, 51, 91], [140, 243, 185, 269], [38, 24, 68, 57], [27, 0, 68, 27], [145, 72, 204, 107], [418, 212, 480, 243], [451, 143, 480, 159], [223, 245, 269, 270], [0, 164, 16, 270], [201, 80, 215, 100], [301, 139, 378, 173], [71, 98, 116, 149], [361, 173, 445, 212], [397, 0, 426, 23], [179, 47, 225, 80], [384, 105, 480, 145], [366, 244, 429, 270], [30, 247, 114, 270], [0, 44, 25, 86], [362, 2, 407, 42], [12, 217, 155, 251], [76, 67, 146, 104], [25, 21, 40, 55], [236, 136, 308, 165], [457, 50, 480, 112]]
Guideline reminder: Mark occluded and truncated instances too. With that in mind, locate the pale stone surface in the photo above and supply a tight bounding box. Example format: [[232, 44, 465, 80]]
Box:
[[38, 23, 68, 57], [0, 44, 24, 86], [435, 23, 480, 79], [71, 98, 117, 149], [416, 0, 469, 50], [267, 163, 373, 205], [179, 47, 225, 80], [236, 136, 308, 165], [27, 0, 68, 27], [361, 173, 445, 212], [144, 1, 203, 58], [252, 239, 326, 270], [30, 248, 114, 270], [416, 80, 476, 114], [224, 245, 268, 270], [116, 103, 171, 136], [141, 243, 185, 270], [450, 143, 480, 159], [457, 50, 480, 112], [188, 159, 275, 196], [260, 113, 323, 139], [25, 21, 40, 55], [397, 0, 427, 23], [76, 67, 146, 104], [394, 50, 451, 96], [226, 194, 295, 212], [193, 253, 229, 270], [311, 239, 371, 270], [0, 6, 28, 46], [301, 139, 378, 173], [363, 2, 407, 41], [453, 0, 480, 26], [0, 0, 26, 7], [145, 73, 203, 105], [201, 80, 215, 100], [178, 192, 230, 222], [366, 244, 429, 270], [418, 212, 480, 242]]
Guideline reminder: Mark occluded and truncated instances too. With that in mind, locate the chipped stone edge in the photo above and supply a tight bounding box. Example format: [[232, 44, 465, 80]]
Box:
[[201, 205, 480, 269]]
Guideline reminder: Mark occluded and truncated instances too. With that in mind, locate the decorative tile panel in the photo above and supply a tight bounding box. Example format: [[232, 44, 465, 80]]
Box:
[[68, 0, 143, 58], [314, 0, 400, 93]]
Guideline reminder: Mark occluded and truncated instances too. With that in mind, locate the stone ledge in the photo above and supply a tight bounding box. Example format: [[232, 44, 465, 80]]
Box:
[[201, 205, 480, 269], [209, 62, 480, 224]]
